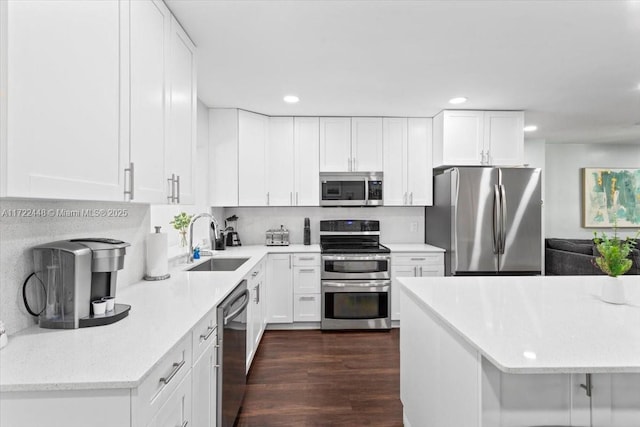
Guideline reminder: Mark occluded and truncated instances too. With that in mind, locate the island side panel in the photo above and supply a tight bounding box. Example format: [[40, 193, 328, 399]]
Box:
[[0, 389, 131, 427], [400, 286, 482, 427]]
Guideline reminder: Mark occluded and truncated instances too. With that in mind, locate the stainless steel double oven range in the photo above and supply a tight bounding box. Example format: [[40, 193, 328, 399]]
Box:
[[320, 220, 391, 330]]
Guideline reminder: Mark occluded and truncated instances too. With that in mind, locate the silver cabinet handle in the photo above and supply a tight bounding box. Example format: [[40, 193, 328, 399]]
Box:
[[296, 192, 299, 205], [179, 421, 188, 427], [347, 157, 352, 171], [289, 254, 292, 269], [299, 296, 316, 301], [175, 175, 181, 204], [290, 192, 293, 205], [410, 257, 426, 261], [297, 256, 315, 261], [159, 359, 185, 385], [200, 326, 215, 341], [352, 157, 357, 171], [124, 162, 135, 200], [403, 192, 407, 205], [410, 192, 413, 205], [266, 192, 270, 205], [256, 283, 260, 304], [419, 266, 423, 276], [298, 268, 315, 272]]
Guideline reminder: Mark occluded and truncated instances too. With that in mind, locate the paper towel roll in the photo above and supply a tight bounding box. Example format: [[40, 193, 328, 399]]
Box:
[[145, 227, 169, 280]]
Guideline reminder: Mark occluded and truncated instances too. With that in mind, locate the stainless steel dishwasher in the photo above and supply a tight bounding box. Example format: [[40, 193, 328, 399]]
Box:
[[217, 280, 250, 427]]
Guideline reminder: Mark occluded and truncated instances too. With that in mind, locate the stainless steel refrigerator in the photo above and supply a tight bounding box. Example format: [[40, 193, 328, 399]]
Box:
[[426, 167, 542, 275]]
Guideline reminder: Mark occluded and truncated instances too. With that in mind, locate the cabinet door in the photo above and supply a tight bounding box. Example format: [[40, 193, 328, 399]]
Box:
[[7, 0, 127, 200], [238, 110, 268, 206], [266, 117, 294, 206], [266, 254, 293, 323], [319, 117, 351, 172], [151, 371, 192, 427], [166, 17, 197, 204], [129, 0, 170, 203], [294, 117, 320, 206], [383, 118, 408, 206], [351, 117, 383, 171], [391, 266, 417, 321], [192, 344, 216, 427], [293, 266, 320, 293], [441, 111, 484, 166], [406, 118, 433, 206], [209, 108, 239, 206], [484, 111, 524, 166], [293, 294, 321, 322]]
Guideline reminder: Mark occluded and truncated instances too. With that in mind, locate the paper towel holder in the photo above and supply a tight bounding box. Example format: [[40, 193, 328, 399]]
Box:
[[144, 226, 171, 281]]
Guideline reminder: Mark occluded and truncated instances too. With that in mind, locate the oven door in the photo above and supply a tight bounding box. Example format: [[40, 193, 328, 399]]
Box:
[[321, 280, 391, 330], [321, 255, 390, 280]]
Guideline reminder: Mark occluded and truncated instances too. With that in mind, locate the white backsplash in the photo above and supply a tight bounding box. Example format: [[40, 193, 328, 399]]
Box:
[[0, 198, 149, 335], [222, 206, 425, 245]]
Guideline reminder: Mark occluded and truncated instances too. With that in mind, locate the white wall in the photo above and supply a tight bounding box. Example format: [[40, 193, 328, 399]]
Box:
[[0, 199, 149, 335], [545, 142, 640, 238], [223, 206, 425, 245]]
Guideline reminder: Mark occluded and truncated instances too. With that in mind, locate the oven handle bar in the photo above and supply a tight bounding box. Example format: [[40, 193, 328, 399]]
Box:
[[322, 280, 391, 288], [321, 255, 390, 262]]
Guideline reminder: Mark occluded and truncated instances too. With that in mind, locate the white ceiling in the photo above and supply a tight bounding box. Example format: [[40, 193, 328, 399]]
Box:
[[166, 0, 640, 144]]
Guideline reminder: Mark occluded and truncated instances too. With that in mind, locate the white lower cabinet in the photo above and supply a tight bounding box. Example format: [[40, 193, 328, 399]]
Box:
[[391, 252, 444, 321], [266, 254, 294, 323], [148, 371, 192, 427], [191, 309, 218, 427], [247, 259, 266, 371], [266, 253, 321, 325]]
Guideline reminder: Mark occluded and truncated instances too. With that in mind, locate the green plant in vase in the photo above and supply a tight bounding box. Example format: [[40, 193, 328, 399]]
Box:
[[593, 227, 638, 277], [171, 212, 193, 248]]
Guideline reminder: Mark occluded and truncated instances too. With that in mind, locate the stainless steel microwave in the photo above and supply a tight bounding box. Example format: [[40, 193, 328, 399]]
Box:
[[320, 172, 383, 206]]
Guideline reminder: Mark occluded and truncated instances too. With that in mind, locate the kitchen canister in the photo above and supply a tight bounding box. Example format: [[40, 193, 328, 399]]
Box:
[[144, 226, 171, 280]]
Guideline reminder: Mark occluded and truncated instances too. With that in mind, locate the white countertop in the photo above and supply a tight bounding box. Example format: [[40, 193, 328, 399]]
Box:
[[400, 275, 640, 374], [0, 244, 319, 392], [385, 243, 445, 252]]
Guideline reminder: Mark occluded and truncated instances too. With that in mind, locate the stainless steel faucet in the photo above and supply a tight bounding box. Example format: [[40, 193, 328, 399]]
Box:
[[188, 212, 220, 263]]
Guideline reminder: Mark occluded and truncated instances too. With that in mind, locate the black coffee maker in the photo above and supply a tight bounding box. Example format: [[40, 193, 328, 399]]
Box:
[[224, 215, 242, 246]]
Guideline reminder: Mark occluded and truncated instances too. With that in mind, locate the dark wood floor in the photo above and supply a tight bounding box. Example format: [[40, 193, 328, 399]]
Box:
[[236, 329, 402, 427]]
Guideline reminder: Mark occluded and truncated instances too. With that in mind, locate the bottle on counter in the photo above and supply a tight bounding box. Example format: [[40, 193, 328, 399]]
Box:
[[304, 217, 311, 245]]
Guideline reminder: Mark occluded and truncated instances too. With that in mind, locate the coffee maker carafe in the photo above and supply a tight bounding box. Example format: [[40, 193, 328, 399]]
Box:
[[31, 238, 131, 329]]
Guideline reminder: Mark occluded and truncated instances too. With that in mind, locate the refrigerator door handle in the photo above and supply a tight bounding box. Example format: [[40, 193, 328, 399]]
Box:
[[493, 184, 500, 255], [500, 184, 507, 254]]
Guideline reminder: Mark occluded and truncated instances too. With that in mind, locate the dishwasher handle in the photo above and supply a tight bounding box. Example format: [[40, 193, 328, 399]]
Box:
[[223, 289, 250, 325]]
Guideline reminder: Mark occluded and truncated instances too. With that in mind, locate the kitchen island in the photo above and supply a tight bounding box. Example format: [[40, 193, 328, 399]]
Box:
[[399, 275, 640, 427]]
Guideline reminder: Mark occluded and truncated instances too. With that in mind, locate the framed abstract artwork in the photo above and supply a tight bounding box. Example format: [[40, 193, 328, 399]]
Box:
[[583, 167, 640, 228]]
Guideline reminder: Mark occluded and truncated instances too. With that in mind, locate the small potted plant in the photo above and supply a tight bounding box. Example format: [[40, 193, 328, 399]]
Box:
[[170, 212, 193, 248], [593, 225, 639, 304]]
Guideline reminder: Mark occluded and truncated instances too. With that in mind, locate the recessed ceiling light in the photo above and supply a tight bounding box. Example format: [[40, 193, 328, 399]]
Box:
[[448, 97, 467, 105], [283, 95, 299, 104], [523, 125, 538, 132]]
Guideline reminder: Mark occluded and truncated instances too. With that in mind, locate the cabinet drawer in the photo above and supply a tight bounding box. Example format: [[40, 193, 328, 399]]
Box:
[[393, 253, 443, 266], [132, 333, 192, 427], [294, 293, 321, 322], [293, 266, 320, 294], [293, 253, 320, 266], [147, 370, 192, 427], [192, 308, 217, 362]]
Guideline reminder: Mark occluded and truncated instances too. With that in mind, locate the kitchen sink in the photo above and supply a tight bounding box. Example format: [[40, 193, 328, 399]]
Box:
[[187, 257, 250, 272]]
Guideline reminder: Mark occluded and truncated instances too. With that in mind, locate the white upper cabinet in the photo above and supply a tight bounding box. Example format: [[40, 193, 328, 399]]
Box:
[[351, 117, 383, 172], [319, 117, 351, 172], [433, 110, 524, 167], [266, 117, 295, 206], [294, 117, 320, 206], [383, 118, 433, 206], [407, 118, 433, 206], [319, 117, 383, 172], [4, 0, 197, 203], [483, 111, 524, 166], [165, 16, 197, 204], [129, 0, 170, 204], [209, 108, 239, 206], [6, 0, 127, 200], [238, 110, 268, 206]]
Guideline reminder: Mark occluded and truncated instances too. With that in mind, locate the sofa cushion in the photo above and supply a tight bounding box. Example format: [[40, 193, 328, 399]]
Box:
[[546, 238, 594, 255]]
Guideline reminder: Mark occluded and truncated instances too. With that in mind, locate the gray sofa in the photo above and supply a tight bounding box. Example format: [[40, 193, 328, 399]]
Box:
[[545, 238, 640, 276]]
